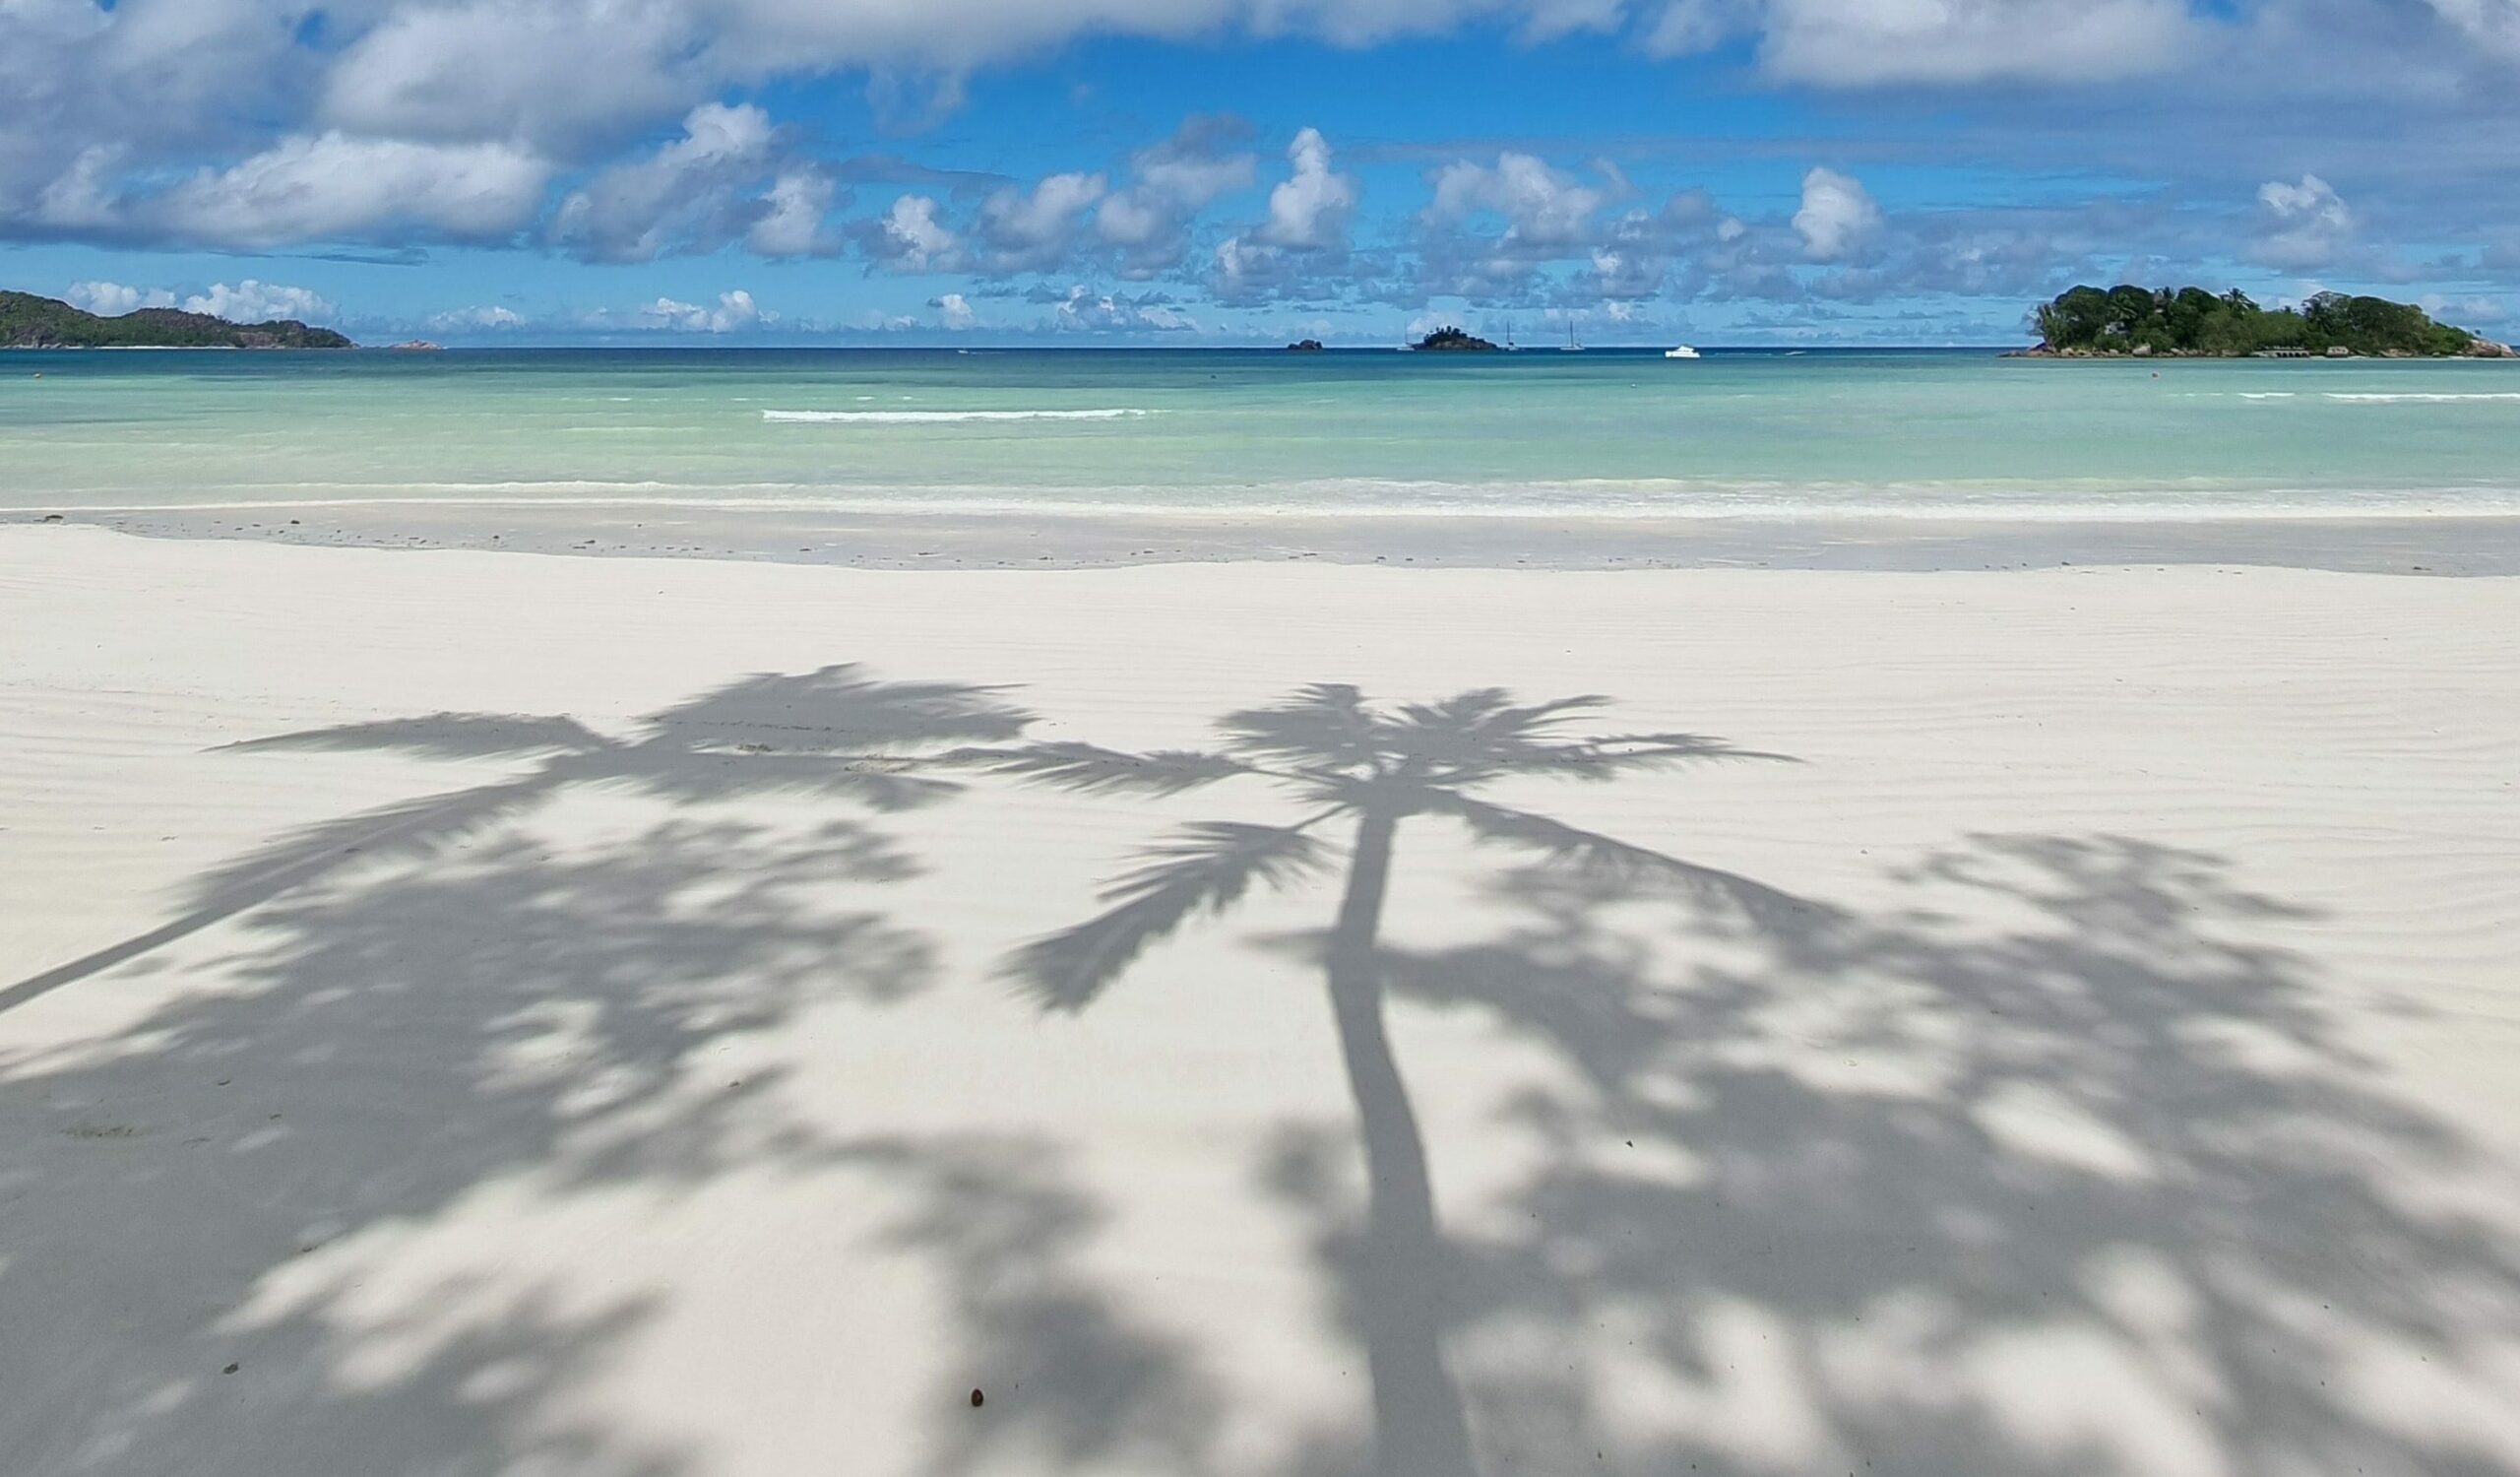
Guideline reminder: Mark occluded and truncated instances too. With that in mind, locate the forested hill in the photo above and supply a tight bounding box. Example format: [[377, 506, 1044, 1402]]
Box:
[[1, 290, 354, 350], [2029, 286, 2507, 357]]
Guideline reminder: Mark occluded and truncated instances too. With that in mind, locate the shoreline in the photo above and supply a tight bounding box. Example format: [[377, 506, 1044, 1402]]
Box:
[[14, 503, 2520, 575]]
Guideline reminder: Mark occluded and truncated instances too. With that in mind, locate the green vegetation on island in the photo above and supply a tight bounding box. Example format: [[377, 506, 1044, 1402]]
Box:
[[1410, 326, 1499, 353], [2027, 285, 2509, 358], [2, 290, 354, 350]]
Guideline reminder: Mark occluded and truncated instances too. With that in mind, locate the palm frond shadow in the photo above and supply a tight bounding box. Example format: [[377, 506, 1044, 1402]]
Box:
[[964, 683, 1807, 1015], [965, 682, 1806, 1477], [2, 665, 1185, 1477], [0, 808, 940, 1474], [1312, 839, 2520, 1477], [2, 665, 1033, 1013], [836, 1135, 1229, 1476]]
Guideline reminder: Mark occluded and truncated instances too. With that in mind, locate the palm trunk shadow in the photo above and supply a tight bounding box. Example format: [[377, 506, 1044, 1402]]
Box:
[[1326, 809, 1479, 1477], [0, 777, 549, 1014], [968, 683, 1801, 1476], [6, 665, 1032, 1017]]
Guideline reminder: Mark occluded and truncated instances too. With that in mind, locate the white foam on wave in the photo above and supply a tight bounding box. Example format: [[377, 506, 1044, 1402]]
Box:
[[2324, 392, 2520, 403], [20, 477, 2520, 524], [762, 408, 1155, 423]]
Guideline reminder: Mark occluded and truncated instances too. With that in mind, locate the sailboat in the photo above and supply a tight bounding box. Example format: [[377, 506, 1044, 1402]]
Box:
[[1559, 315, 1585, 353]]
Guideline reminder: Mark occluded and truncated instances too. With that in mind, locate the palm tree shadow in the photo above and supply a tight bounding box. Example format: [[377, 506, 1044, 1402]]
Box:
[[961, 684, 1809, 1477], [1, 814, 921, 1473], [1354, 839, 2520, 1475], [0, 665, 1040, 1474], [1, 665, 1033, 1013], [834, 1134, 1228, 1477]]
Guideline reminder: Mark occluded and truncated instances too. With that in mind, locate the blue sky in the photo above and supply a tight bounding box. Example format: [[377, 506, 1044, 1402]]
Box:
[[6, 0, 2519, 345]]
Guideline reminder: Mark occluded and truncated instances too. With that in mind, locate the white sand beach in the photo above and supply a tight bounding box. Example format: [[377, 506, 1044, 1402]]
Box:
[[5, 524, 2519, 1477]]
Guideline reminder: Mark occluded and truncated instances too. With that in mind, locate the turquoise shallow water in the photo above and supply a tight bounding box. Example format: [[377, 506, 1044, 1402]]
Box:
[[4, 347, 2517, 520]]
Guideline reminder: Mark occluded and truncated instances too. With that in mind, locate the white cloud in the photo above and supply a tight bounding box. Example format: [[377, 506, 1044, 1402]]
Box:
[[2, 0, 2510, 311], [1050, 284, 1195, 333], [1649, 0, 2201, 85], [157, 133, 551, 248], [1257, 128, 1357, 251], [1095, 117, 1256, 273], [2251, 173, 2356, 270], [2426, 0, 2520, 59], [932, 291, 978, 330], [640, 289, 769, 333], [1418, 153, 1619, 293], [1211, 234, 1285, 300], [978, 170, 1106, 269], [750, 170, 839, 257], [859, 193, 961, 271], [1426, 153, 1607, 249], [182, 281, 340, 323], [64, 280, 175, 316], [548, 102, 790, 263], [1794, 166, 1881, 262], [32, 146, 122, 229], [319, 0, 701, 147], [1095, 192, 1170, 250], [428, 304, 530, 330], [2421, 291, 2508, 325]]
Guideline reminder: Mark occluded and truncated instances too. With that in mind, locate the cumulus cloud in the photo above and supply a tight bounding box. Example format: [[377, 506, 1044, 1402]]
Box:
[[66, 278, 341, 323], [1050, 284, 1195, 333], [429, 304, 530, 330], [1095, 116, 1256, 275], [976, 170, 1106, 270], [1211, 234, 1292, 302], [1419, 152, 1617, 291], [155, 134, 551, 249], [1426, 153, 1608, 249], [547, 102, 836, 262], [1258, 128, 1358, 251], [318, 0, 704, 148], [1579, 188, 1734, 299], [2421, 291, 2509, 325], [1794, 166, 1881, 262], [750, 170, 841, 257], [2426, 0, 2520, 59], [1648, 0, 2202, 85], [2, 0, 2509, 325], [931, 291, 978, 330], [854, 194, 963, 271], [1207, 126, 1357, 302], [639, 289, 769, 333], [2250, 173, 2357, 270], [65, 281, 175, 316], [31, 146, 123, 230], [181, 280, 340, 323]]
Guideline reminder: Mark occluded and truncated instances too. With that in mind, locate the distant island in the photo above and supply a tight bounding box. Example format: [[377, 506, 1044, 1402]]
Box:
[[2, 289, 354, 350], [2023, 285, 2512, 358], [1410, 326, 1499, 353], [1287, 339, 1325, 352]]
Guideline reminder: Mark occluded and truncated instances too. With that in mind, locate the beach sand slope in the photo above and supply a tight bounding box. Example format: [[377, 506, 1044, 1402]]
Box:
[[4, 526, 2518, 1477]]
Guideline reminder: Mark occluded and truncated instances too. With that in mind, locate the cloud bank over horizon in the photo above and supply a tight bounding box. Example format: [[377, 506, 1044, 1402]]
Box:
[[6, 0, 2518, 341]]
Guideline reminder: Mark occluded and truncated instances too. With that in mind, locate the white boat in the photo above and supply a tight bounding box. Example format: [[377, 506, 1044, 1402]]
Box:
[[1664, 345, 1702, 359], [1560, 318, 1585, 353]]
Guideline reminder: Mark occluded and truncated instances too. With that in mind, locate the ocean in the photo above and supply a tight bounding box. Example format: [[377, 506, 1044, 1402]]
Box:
[[5, 346, 2518, 523]]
